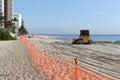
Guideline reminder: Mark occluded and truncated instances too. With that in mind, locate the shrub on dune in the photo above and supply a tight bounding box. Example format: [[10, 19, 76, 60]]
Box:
[[0, 29, 16, 40]]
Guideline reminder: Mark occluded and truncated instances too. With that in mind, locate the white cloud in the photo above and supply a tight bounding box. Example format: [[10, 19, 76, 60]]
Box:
[[94, 11, 109, 15]]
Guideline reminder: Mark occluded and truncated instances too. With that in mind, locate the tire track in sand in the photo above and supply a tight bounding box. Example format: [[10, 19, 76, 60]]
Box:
[[0, 40, 51, 80]]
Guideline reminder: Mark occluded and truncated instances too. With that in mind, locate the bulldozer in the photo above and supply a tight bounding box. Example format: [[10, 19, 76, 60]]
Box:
[[72, 30, 90, 44]]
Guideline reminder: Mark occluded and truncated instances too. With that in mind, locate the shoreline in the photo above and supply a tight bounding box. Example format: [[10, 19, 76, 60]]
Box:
[[37, 34, 120, 43], [36, 34, 120, 44]]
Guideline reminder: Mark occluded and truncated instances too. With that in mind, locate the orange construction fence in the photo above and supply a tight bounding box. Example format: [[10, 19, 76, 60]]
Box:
[[20, 36, 117, 80]]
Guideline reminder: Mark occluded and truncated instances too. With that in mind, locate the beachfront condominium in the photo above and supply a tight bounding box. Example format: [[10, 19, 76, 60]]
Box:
[[0, 0, 4, 28], [14, 13, 22, 29], [0, 0, 4, 16], [0, 0, 14, 28], [4, 0, 14, 21]]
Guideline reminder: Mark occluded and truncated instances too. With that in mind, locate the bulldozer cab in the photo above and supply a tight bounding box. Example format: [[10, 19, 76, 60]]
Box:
[[72, 30, 90, 44], [79, 30, 90, 44], [80, 30, 89, 36]]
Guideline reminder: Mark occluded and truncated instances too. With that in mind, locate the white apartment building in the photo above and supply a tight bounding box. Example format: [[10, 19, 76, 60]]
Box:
[[0, 0, 4, 15], [14, 13, 22, 29], [0, 0, 4, 28]]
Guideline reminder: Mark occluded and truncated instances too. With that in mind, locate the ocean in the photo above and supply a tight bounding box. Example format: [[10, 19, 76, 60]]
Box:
[[45, 34, 120, 42]]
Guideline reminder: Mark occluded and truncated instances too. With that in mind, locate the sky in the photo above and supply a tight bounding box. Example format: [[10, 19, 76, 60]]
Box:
[[14, 0, 120, 34]]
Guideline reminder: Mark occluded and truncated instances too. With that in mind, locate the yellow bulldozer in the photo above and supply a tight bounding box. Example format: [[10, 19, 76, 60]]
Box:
[[72, 30, 90, 44]]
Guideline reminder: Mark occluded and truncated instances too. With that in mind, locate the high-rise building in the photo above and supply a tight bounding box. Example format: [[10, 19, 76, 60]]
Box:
[[0, 0, 4, 16], [4, 0, 14, 21], [14, 13, 22, 29], [0, 0, 14, 20], [0, 0, 4, 28], [3, 0, 14, 29]]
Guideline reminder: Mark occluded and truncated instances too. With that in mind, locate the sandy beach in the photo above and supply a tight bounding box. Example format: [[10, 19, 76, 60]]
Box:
[[0, 40, 51, 80], [0, 35, 120, 80], [28, 35, 120, 79]]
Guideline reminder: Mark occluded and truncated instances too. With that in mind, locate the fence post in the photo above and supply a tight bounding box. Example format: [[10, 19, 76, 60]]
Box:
[[74, 58, 78, 80], [42, 51, 45, 65], [43, 51, 45, 71]]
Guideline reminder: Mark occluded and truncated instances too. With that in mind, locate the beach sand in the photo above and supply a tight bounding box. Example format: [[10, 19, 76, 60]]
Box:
[[28, 35, 120, 79], [0, 40, 51, 80], [0, 35, 120, 80]]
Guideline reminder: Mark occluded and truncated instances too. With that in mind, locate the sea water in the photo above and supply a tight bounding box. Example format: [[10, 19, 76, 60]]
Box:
[[46, 34, 120, 42]]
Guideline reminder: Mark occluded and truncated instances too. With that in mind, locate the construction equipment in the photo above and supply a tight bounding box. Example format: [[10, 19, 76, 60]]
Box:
[[72, 30, 90, 44]]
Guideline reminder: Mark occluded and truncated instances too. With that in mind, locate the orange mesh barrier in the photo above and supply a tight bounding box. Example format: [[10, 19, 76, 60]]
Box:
[[20, 36, 117, 80]]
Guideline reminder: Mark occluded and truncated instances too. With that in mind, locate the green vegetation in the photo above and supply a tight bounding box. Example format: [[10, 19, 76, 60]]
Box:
[[18, 20, 28, 35], [0, 12, 28, 36], [0, 13, 17, 33], [4, 18, 18, 33], [0, 29, 16, 40], [0, 13, 4, 27], [18, 25, 28, 35]]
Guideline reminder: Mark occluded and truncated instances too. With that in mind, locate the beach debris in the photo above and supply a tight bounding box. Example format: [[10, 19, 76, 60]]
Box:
[[28, 34, 35, 38], [114, 41, 120, 44]]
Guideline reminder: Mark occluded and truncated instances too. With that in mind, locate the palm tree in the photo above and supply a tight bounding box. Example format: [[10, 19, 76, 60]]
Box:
[[4, 20, 12, 32], [18, 19, 28, 35], [4, 18, 18, 33], [0, 13, 4, 28], [0, 13, 18, 34]]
